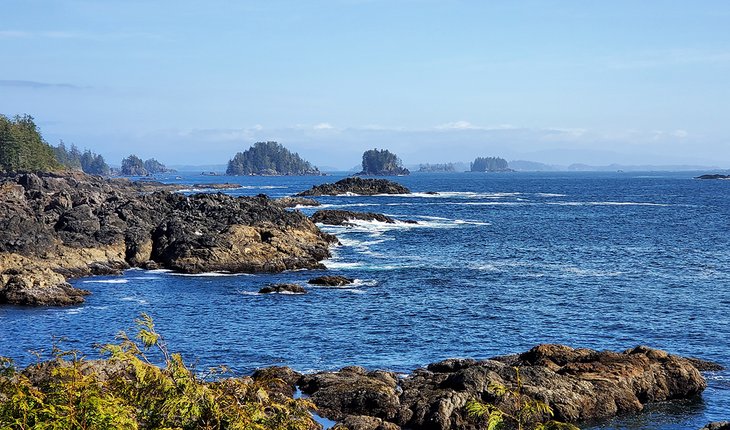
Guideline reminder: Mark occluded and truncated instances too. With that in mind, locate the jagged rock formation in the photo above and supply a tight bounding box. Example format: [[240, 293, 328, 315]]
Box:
[[0, 172, 335, 306], [288, 344, 719, 430], [701, 422, 730, 430], [296, 178, 410, 196]]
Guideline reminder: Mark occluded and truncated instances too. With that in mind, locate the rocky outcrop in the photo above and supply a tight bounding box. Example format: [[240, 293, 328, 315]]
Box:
[[0, 172, 333, 306], [258, 284, 308, 294], [296, 344, 712, 430], [296, 178, 410, 196], [308, 275, 354, 286], [274, 196, 321, 208], [311, 210, 396, 226]]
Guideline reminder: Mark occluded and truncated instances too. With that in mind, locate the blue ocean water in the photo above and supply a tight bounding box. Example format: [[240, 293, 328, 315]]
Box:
[[1, 172, 729, 429]]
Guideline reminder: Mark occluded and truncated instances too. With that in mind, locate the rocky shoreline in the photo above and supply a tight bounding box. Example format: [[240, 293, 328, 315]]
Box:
[[0, 172, 335, 306], [278, 344, 722, 430]]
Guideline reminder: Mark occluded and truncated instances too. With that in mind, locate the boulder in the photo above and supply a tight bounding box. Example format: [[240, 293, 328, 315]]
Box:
[[308, 275, 355, 286], [258, 284, 308, 294], [298, 366, 401, 421], [296, 177, 410, 196]]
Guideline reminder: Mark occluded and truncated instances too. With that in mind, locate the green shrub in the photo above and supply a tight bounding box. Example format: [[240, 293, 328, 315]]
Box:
[[0, 314, 318, 430]]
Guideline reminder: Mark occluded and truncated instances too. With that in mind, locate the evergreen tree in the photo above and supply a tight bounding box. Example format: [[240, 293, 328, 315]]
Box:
[[470, 156, 509, 172], [0, 114, 60, 172], [359, 148, 409, 175], [121, 155, 148, 176], [226, 141, 320, 175]]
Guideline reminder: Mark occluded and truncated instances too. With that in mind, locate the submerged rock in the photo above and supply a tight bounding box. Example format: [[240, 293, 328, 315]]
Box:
[[701, 422, 730, 430], [296, 177, 410, 196], [308, 275, 354, 286], [299, 344, 711, 430], [258, 284, 308, 294], [0, 172, 333, 306]]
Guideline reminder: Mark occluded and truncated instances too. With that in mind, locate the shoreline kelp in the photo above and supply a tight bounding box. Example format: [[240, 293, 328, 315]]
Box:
[[0, 314, 319, 430]]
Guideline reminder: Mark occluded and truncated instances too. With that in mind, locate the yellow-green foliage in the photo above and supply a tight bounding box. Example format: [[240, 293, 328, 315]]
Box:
[[0, 314, 318, 430], [465, 367, 580, 430]]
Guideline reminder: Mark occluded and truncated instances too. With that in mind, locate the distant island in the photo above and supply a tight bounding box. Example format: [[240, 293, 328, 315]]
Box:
[[418, 163, 456, 173], [470, 156, 511, 172], [358, 148, 410, 175], [226, 141, 320, 176], [120, 155, 175, 176], [696, 174, 730, 180]]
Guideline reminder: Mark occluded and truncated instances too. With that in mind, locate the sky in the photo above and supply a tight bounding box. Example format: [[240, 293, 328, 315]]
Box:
[[1, 0, 729, 169]]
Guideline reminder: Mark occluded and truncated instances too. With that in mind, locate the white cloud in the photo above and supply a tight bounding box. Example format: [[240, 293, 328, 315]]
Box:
[[436, 120, 476, 130], [313, 122, 334, 130]]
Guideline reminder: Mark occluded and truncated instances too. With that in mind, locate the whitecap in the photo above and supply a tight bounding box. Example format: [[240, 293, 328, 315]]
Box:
[[535, 193, 567, 197], [323, 261, 364, 269], [547, 201, 668, 207], [82, 279, 128, 284], [170, 272, 243, 277]]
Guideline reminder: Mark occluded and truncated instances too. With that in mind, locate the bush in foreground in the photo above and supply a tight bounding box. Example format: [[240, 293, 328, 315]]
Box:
[[0, 314, 318, 430]]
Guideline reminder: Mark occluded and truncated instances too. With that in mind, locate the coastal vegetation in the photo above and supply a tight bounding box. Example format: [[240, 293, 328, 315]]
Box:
[[465, 367, 579, 430], [359, 149, 409, 176], [0, 314, 318, 429], [470, 157, 510, 172], [0, 114, 60, 173], [226, 141, 320, 176], [53, 141, 110, 175], [120, 155, 174, 176]]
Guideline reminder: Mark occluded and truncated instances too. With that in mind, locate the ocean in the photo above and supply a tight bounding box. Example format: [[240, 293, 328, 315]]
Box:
[[1, 171, 728, 429]]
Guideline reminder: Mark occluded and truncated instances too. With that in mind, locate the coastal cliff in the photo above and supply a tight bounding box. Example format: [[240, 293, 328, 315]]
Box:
[[0, 172, 334, 306]]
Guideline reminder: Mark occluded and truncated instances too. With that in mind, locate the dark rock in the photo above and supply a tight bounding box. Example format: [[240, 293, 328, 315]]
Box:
[[274, 196, 321, 208], [302, 344, 709, 430], [696, 174, 730, 180], [296, 177, 410, 196], [298, 366, 401, 421], [308, 275, 354, 286], [251, 366, 302, 397], [685, 356, 725, 371], [258, 284, 308, 294], [700, 422, 730, 430], [334, 415, 401, 430], [0, 172, 333, 306], [312, 210, 402, 226]]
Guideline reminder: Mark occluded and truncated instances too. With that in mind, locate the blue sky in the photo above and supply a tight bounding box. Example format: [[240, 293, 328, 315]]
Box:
[[1, 0, 729, 168]]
